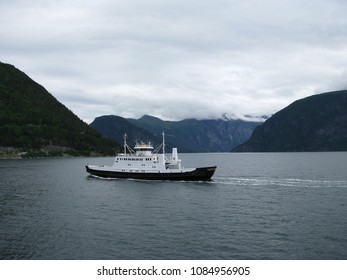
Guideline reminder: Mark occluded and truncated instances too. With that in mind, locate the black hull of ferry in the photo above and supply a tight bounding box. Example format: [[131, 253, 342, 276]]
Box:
[[86, 165, 216, 181]]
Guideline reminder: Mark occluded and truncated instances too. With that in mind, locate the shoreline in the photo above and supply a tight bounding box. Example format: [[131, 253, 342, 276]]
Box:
[[0, 145, 119, 159]]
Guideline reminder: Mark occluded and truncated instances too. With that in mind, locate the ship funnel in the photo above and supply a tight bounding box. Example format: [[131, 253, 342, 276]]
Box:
[[171, 148, 178, 164]]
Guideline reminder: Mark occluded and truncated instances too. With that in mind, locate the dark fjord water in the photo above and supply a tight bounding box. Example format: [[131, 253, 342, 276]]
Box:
[[0, 153, 346, 260]]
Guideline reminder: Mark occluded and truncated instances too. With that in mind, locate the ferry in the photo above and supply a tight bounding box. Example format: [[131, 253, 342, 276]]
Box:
[[86, 133, 216, 181]]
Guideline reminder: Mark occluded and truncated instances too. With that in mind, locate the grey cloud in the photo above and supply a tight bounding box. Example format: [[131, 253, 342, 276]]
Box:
[[1, 0, 347, 123]]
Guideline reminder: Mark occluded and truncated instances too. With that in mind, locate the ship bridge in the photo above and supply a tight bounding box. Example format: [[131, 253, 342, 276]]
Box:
[[134, 141, 154, 156]]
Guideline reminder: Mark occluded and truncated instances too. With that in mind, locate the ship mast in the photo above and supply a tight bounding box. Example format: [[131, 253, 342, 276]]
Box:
[[124, 133, 127, 155], [162, 131, 165, 155]]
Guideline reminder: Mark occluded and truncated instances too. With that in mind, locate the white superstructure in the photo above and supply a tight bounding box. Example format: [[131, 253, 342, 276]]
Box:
[[108, 132, 188, 173]]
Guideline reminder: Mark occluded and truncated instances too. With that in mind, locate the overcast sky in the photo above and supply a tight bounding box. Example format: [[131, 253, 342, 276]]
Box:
[[1, 0, 347, 123]]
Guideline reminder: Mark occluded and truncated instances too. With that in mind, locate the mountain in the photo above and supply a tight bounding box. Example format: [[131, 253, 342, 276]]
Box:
[[232, 90, 347, 152], [0, 62, 120, 157], [90, 114, 261, 152], [89, 115, 164, 148]]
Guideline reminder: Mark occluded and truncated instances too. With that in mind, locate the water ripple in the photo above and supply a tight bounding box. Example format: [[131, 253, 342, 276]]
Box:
[[215, 176, 347, 188]]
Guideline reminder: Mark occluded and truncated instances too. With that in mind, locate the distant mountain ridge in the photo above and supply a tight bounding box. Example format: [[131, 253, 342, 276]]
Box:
[[0, 62, 120, 157], [232, 90, 347, 152], [89, 115, 163, 147], [90, 114, 261, 152]]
